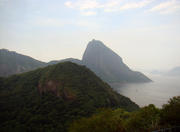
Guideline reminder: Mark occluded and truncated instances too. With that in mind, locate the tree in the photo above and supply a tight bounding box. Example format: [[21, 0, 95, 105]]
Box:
[[160, 96, 180, 126]]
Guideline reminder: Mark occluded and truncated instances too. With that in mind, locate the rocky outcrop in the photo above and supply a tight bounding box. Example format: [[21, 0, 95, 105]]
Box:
[[38, 80, 76, 100]]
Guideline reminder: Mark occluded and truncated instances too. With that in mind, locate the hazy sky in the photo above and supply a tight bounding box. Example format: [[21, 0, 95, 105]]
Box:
[[0, 0, 180, 71]]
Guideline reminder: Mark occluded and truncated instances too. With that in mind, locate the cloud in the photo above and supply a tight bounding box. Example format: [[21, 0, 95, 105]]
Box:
[[64, 1, 74, 8], [149, 0, 175, 12], [65, 0, 179, 15], [104, 0, 154, 12], [81, 11, 97, 16], [119, 0, 154, 10], [64, 0, 154, 11], [64, 0, 99, 10], [148, 0, 180, 14], [64, 0, 122, 14]]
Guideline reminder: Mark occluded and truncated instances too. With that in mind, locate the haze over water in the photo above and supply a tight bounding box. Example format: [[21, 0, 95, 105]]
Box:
[[116, 74, 180, 108]]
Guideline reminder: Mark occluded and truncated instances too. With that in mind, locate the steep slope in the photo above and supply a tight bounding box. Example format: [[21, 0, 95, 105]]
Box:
[[0, 62, 139, 132], [82, 40, 151, 83], [0, 49, 46, 77]]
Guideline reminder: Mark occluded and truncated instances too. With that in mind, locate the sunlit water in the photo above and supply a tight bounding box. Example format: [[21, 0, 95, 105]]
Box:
[[113, 74, 180, 108]]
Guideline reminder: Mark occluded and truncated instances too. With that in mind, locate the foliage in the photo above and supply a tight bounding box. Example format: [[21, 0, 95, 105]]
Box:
[[0, 62, 139, 132], [1, 61, 178, 132], [160, 96, 180, 126], [124, 104, 160, 132], [69, 97, 180, 132], [69, 109, 125, 132]]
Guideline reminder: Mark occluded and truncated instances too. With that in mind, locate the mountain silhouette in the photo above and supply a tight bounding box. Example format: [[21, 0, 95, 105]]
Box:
[[82, 39, 151, 83], [0, 49, 46, 77], [0, 40, 151, 84]]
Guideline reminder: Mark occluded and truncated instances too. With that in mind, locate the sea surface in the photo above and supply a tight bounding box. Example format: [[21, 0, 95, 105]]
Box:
[[114, 74, 180, 108]]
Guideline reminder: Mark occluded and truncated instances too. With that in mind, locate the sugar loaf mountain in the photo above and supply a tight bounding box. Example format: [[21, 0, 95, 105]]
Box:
[[0, 40, 151, 131], [82, 40, 151, 83]]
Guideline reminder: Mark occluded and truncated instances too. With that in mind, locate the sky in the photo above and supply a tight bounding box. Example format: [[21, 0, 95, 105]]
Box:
[[0, 0, 180, 71]]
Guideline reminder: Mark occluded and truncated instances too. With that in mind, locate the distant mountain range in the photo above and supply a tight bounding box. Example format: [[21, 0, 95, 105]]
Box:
[[0, 39, 151, 84], [0, 49, 46, 77], [150, 66, 180, 76], [166, 66, 180, 76]]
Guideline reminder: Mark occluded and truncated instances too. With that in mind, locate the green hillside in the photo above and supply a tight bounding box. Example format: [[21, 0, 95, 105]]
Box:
[[0, 62, 139, 132], [69, 96, 180, 132]]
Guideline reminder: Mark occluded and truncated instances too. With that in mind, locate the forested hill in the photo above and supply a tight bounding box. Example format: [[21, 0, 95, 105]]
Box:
[[0, 62, 139, 132]]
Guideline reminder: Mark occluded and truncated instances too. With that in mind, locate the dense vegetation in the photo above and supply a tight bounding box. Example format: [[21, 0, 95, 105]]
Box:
[[0, 62, 139, 132], [69, 96, 180, 132]]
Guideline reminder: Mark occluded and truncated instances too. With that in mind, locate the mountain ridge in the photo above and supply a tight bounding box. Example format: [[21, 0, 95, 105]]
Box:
[[0, 40, 151, 84], [0, 49, 46, 77]]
